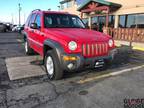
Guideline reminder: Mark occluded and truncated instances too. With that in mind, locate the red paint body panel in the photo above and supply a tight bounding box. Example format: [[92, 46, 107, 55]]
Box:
[[24, 11, 115, 58]]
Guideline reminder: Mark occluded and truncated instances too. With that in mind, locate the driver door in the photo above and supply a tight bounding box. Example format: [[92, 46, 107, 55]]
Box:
[[33, 13, 44, 55]]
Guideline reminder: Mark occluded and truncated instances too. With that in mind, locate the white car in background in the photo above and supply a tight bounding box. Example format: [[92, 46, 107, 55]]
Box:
[[12, 25, 24, 33], [12, 25, 18, 32]]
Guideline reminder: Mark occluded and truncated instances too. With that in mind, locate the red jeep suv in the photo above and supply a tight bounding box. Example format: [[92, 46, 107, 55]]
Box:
[[23, 9, 116, 80]]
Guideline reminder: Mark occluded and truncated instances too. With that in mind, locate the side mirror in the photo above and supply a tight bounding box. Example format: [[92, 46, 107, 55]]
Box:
[[30, 23, 38, 29]]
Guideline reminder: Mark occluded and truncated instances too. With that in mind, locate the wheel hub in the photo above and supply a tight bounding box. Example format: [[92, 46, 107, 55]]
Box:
[[46, 56, 54, 75], [25, 41, 28, 52]]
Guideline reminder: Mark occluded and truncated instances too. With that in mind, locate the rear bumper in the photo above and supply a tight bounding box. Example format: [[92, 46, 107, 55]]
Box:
[[61, 49, 117, 72]]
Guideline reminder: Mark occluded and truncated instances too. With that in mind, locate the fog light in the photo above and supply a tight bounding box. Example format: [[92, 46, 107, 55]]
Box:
[[95, 62, 99, 65], [63, 56, 78, 61], [67, 63, 74, 69]]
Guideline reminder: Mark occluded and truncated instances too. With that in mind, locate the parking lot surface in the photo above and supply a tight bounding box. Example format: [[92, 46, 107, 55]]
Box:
[[0, 32, 144, 108]]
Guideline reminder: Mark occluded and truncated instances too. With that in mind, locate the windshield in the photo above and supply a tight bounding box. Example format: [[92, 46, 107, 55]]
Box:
[[44, 13, 85, 28]]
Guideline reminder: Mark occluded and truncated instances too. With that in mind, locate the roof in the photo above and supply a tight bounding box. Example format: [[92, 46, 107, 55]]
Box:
[[43, 11, 71, 15], [77, 0, 121, 11], [31, 9, 71, 15]]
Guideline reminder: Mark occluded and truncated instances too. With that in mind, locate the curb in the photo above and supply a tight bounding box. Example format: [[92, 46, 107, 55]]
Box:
[[132, 47, 144, 51], [114, 40, 144, 51], [115, 44, 144, 51]]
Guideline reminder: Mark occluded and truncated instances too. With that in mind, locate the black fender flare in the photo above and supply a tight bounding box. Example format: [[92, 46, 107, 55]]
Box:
[[43, 39, 65, 66], [22, 31, 28, 41]]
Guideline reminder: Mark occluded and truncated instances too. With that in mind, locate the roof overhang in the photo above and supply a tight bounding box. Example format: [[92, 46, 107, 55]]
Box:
[[77, 0, 121, 12]]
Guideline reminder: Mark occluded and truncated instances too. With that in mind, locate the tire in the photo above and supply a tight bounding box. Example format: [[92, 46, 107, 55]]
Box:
[[44, 50, 63, 80], [24, 39, 34, 55]]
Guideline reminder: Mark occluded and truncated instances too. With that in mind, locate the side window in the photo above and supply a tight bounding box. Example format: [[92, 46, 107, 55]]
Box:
[[44, 16, 53, 27], [35, 14, 41, 28], [28, 13, 36, 27], [25, 14, 31, 26]]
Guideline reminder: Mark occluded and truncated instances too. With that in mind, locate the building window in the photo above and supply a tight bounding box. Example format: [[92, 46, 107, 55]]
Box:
[[98, 16, 106, 32], [61, 0, 73, 10], [126, 14, 136, 28], [108, 15, 115, 27], [133, 14, 144, 28], [119, 15, 126, 28], [61, 4, 64, 10], [82, 18, 89, 27], [98, 16, 106, 25], [91, 16, 98, 30], [61, 3, 67, 10], [91, 16, 98, 24], [119, 14, 144, 28], [67, 1, 73, 8]]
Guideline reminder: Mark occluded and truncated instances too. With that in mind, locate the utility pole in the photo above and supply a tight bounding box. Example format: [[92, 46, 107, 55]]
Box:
[[11, 14, 14, 24], [18, 3, 22, 26], [24, 13, 26, 24]]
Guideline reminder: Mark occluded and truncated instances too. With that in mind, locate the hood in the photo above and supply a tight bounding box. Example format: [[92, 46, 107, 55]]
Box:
[[44, 28, 110, 43]]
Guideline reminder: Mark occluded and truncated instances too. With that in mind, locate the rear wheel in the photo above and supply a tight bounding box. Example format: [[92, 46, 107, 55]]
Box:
[[45, 50, 63, 80], [24, 40, 34, 55]]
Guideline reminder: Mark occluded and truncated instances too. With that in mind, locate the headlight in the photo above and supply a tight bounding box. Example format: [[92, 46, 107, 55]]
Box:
[[108, 39, 113, 47], [68, 41, 77, 51]]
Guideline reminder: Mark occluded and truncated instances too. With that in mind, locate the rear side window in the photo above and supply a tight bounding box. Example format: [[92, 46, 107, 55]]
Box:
[[28, 13, 36, 27], [25, 14, 31, 26], [35, 14, 41, 28]]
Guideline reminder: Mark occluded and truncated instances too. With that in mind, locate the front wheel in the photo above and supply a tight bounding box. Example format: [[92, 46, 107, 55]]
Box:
[[44, 50, 63, 80]]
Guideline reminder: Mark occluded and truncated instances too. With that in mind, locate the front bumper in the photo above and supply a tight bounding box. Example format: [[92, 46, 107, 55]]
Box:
[[61, 49, 117, 72]]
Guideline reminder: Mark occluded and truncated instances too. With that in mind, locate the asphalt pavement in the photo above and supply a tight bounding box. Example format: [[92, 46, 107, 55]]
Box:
[[0, 32, 144, 108]]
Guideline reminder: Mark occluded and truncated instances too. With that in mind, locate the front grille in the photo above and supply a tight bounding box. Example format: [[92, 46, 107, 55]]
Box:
[[82, 42, 108, 57]]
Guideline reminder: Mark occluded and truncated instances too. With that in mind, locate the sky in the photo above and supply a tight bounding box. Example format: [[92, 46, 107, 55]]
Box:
[[0, 0, 59, 24]]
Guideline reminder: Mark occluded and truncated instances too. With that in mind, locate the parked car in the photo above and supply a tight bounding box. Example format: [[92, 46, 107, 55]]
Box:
[[0, 23, 7, 32], [23, 9, 116, 80], [12, 25, 24, 33], [5, 23, 12, 31], [18, 24, 25, 33], [12, 26, 18, 32]]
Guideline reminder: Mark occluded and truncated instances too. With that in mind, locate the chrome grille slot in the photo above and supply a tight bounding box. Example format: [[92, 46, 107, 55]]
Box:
[[82, 42, 108, 57]]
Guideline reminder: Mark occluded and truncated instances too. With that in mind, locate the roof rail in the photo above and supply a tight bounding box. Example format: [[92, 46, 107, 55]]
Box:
[[32, 9, 41, 12]]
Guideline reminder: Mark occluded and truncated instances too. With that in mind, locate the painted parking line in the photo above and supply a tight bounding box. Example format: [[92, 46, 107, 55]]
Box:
[[17, 39, 23, 42], [77, 64, 144, 84], [132, 47, 144, 51]]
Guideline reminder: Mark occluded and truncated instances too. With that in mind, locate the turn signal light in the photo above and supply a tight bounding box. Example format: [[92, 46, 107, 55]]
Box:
[[63, 56, 78, 61]]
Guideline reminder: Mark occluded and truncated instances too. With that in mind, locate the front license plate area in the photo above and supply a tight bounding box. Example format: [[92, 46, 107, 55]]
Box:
[[94, 59, 105, 68]]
